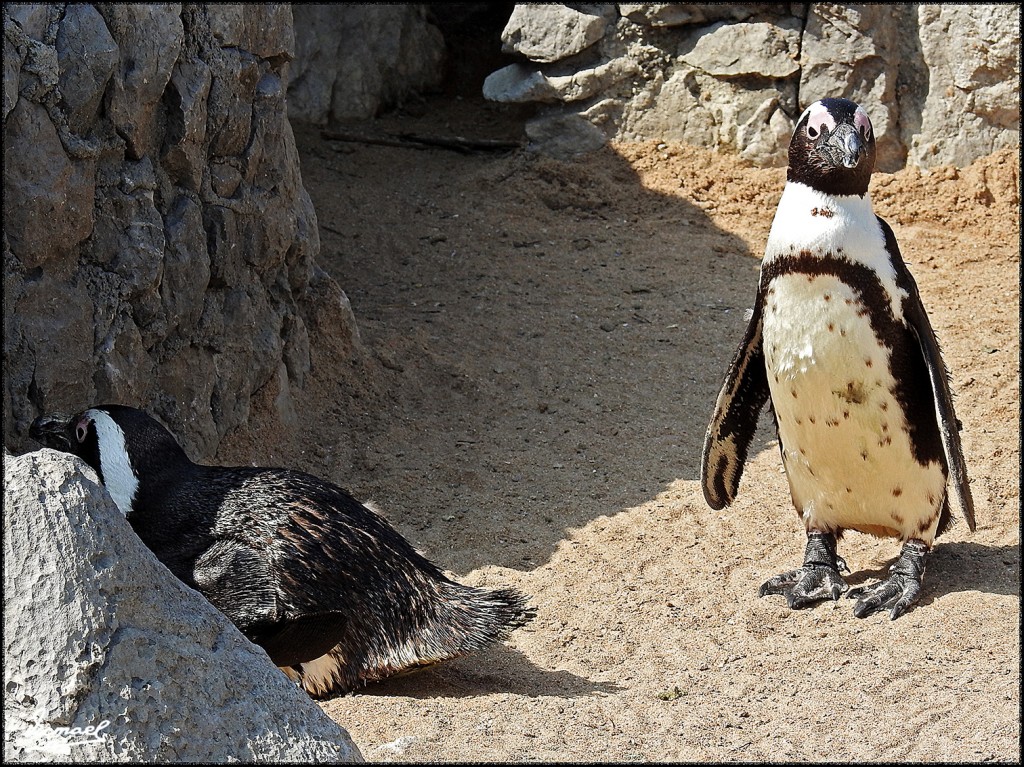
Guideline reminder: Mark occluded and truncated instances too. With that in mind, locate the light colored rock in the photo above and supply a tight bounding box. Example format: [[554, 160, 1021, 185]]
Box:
[[619, 4, 773, 28], [619, 65, 796, 166], [483, 3, 1018, 168], [546, 56, 640, 102], [501, 3, 615, 63], [679, 19, 801, 78], [3, 449, 363, 763], [484, 57, 638, 104], [909, 3, 1021, 168], [288, 4, 444, 123], [483, 62, 557, 103], [619, 4, 711, 28]]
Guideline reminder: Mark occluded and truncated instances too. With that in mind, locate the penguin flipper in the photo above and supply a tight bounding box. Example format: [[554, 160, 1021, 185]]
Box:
[[701, 295, 770, 509], [192, 538, 283, 634], [879, 217, 976, 531], [249, 612, 351, 668], [193, 538, 352, 666]]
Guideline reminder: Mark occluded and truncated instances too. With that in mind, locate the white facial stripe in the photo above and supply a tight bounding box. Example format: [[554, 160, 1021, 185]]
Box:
[[85, 409, 139, 517]]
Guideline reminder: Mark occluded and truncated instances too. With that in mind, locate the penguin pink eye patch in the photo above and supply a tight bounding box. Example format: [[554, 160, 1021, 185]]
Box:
[[804, 106, 836, 139], [853, 107, 873, 139], [75, 415, 91, 443], [802, 103, 873, 141]]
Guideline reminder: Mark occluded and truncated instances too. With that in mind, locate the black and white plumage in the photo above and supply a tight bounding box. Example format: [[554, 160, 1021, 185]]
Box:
[[30, 404, 534, 696], [701, 98, 975, 620]]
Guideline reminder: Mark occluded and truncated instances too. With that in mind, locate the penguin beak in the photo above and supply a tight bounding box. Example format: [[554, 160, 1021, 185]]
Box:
[[823, 123, 866, 169], [29, 413, 75, 452]]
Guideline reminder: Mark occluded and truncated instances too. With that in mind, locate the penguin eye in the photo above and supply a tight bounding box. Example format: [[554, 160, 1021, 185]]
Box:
[[75, 419, 90, 444]]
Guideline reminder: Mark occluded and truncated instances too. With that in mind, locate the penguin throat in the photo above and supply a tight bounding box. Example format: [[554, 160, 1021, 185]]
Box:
[[86, 409, 139, 517]]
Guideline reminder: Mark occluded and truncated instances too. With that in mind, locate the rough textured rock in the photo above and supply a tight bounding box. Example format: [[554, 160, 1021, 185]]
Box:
[[484, 3, 1020, 168], [54, 3, 119, 135], [3, 448, 363, 763], [524, 108, 610, 159], [103, 4, 184, 160], [2, 4, 361, 459], [483, 56, 638, 104], [500, 3, 615, 63], [287, 4, 445, 123], [619, 4, 779, 28], [910, 3, 1022, 166], [679, 19, 800, 78]]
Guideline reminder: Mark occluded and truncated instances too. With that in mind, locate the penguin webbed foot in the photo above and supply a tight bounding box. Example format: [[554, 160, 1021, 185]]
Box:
[[847, 540, 928, 620], [759, 531, 849, 609]]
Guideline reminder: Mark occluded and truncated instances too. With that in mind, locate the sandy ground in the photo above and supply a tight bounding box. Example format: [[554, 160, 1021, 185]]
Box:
[[221, 97, 1020, 762]]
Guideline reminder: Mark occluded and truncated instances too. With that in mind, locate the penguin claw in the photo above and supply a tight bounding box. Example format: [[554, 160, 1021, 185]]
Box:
[[847, 575, 921, 620], [759, 565, 849, 608], [847, 536, 929, 618], [847, 539, 928, 620], [759, 531, 849, 609]]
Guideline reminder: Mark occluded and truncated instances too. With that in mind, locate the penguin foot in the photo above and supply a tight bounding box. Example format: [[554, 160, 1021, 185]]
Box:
[[848, 539, 928, 620], [759, 531, 849, 609]]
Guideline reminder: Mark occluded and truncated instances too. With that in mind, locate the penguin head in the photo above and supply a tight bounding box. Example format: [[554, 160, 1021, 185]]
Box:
[[29, 405, 188, 517], [788, 98, 876, 196]]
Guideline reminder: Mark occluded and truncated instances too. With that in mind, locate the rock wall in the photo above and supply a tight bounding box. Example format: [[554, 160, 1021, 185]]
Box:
[[484, 3, 1021, 168], [287, 3, 446, 123], [3, 448, 363, 763], [2, 3, 361, 458]]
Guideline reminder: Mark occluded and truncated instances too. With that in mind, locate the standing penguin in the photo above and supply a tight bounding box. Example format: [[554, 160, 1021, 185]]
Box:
[[701, 98, 975, 620], [30, 404, 534, 696]]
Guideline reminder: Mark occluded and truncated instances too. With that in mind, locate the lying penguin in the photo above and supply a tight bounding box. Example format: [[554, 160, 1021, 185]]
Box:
[[30, 404, 534, 696], [701, 97, 975, 620]]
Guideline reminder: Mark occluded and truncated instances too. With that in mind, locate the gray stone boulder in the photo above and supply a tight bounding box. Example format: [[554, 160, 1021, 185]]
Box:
[[483, 56, 638, 105], [618, 4, 784, 28], [500, 3, 616, 63], [3, 448, 363, 763], [483, 3, 1020, 169], [679, 19, 801, 79], [910, 3, 1021, 167], [287, 4, 445, 123], [3, 4, 361, 459], [55, 3, 119, 135]]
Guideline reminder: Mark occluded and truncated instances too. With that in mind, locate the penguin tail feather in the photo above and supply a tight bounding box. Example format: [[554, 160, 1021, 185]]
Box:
[[293, 580, 535, 698], [432, 580, 536, 649]]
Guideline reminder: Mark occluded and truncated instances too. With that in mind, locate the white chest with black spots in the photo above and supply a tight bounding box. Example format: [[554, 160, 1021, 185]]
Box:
[[760, 184, 946, 543]]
